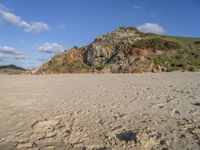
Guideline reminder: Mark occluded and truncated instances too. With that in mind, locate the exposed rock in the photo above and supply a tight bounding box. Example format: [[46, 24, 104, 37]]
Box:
[[85, 44, 114, 66]]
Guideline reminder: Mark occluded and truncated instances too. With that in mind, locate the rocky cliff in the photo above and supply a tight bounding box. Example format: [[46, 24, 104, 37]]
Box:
[[29, 27, 200, 74]]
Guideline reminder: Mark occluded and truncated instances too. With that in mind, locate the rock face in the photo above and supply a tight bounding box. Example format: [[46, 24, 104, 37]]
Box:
[[85, 28, 141, 67], [29, 27, 200, 74]]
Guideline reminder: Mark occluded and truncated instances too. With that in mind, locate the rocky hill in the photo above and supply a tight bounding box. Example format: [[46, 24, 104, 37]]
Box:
[[30, 27, 200, 74]]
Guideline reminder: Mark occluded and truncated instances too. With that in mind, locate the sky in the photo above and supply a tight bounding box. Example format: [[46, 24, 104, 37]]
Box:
[[0, 0, 199, 68]]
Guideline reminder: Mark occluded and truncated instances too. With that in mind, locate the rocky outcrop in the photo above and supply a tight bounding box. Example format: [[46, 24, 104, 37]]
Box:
[[85, 28, 142, 67], [29, 27, 200, 74]]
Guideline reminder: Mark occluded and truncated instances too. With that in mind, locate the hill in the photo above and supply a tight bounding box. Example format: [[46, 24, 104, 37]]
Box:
[[29, 27, 200, 74], [0, 65, 26, 74]]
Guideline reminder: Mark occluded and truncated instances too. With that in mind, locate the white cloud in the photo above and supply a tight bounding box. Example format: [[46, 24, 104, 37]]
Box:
[[25, 22, 49, 33], [0, 5, 49, 33], [14, 55, 27, 60], [0, 45, 27, 60], [0, 45, 22, 55], [0, 53, 7, 61], [38, 42, 65, 54], [137, 23, 165, 34], [1, 12, 21, 24]]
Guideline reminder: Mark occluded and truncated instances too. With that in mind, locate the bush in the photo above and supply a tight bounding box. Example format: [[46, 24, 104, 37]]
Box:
[[194, 41, 200, 45]]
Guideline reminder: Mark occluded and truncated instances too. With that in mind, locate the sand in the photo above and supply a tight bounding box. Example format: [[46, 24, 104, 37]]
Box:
[[0, 72, 200, 150]]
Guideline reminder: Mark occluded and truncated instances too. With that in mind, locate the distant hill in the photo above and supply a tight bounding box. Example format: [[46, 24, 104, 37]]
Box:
[[0, 65, 26, 74], [29, 27, 200, 74]]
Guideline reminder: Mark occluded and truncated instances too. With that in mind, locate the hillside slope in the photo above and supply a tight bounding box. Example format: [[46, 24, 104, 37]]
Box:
[[0, 65, 26, 74], [30, 27, 200, 74]]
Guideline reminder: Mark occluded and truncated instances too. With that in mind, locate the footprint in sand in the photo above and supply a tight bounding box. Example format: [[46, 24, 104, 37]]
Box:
[[191, 102, 200, 106], [173, 109, 181, 115], [151, 103, 167, 109], [166, 97, 173, 103], [32, 120, 60, 132], [157, 104, 166, 109]]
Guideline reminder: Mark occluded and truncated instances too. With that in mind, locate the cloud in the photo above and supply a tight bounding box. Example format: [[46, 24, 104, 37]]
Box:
[[38, 42, 65, 54], [137, 23, 165, 34], [14, 55, 27, 60], [25, 22, 49, 33], [0, 5, 49, 33], [0, 46, 17, 55], [0, 53, 7, 61], [0, 45, 21, 55], [0, 45, 27, 60]]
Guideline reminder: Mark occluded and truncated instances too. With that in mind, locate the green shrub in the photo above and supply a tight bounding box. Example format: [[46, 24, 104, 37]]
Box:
[[133, 39, 181, 50], [194, 41, 200, 45]]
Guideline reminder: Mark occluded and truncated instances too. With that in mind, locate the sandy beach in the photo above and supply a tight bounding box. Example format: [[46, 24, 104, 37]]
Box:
[[0, 72, 200, 150]]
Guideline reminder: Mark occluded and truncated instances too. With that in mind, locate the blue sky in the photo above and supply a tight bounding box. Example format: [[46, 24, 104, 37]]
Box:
[[0, 0, 199, 68]]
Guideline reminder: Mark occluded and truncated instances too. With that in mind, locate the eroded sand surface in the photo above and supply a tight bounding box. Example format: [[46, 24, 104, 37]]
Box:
[[0, 72, 200, 150]]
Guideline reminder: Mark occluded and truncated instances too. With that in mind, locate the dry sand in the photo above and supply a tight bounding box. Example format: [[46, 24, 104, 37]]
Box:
[[0, 72, 200, 150]]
